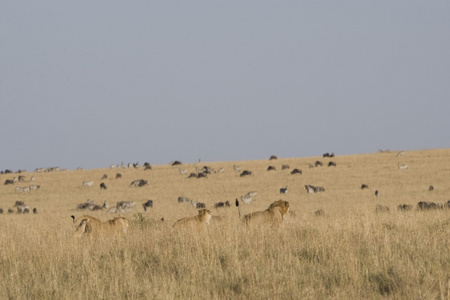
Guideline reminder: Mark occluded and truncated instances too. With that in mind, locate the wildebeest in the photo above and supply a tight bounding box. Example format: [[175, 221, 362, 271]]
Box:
[[267, 166, 276, 171], [398, 204, 413, 211], [240, 170, 253, 177], [290, 168, 302, 175], [130, 179, 148, 187], [417, 201, 442, 210], [323, 152, 335, 158], [4, 179, 14, 185], [170, 161, 182, 166], [375, 190, 379, 197], [315, 209, 325, 216], [0, 208, 3, 214], [375, 204, 389, 213], [315, 161, 323, 167], [269, 155, 278, 160], [142, 200, 153, 211], [108, 201, 136, 213], [281, 164, 290, 170], [33, 208, 37, 214], [143, 162, 152, 170], [100, 183, 107, 190], [429, 185, 434, 191], [116, 173, 122, 179], [77, 200, 108, 211], [214, 201, 231, 208], [101, 174, 107, 180], [178, 196, 191, 203], [188, 172, 198, 178], [328, 161, 336, 167], [279, 186, 288, 194], [361, 184, 369, 189], [7, 209, 13, 214]]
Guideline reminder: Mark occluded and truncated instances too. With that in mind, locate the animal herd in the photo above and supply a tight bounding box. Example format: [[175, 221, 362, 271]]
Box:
[[2, 150, 449, 238]]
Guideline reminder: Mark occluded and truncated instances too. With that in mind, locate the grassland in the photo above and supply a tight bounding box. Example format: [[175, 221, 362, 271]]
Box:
[[0, 148, 450, 299]]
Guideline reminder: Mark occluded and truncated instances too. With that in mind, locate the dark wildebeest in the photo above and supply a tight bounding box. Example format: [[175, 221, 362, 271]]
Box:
[[361, 184, 369, 189], [142, 200, 153, 211], [398, 204, 413, 211], [170, 161, 182, 166], [315, 161, 323, 167], [143, 162, 152, 170], [429, 185, 434, 191], [0, 208, 3, 214], [188, 173, 197, 178], [240, 170, 253, 177], [375, 204, 389, 213], [33, 208, 37, 214], [214, 201, 231, 208], [130, 179, 148, 187], [100, 182, 107, 190], [281, 164, 290, 170], [269, 155, 278, 160], [178, 197, 191, 203], [7, 209, 13, 214], [196, 172, 207, 178], [195, 202, 206, 209], [101, 174, 108, 180], [291, 168, 302, 175], [323, 153, 331, 157], [280, 186, 288, 194], [4, 179, 14, 185], [116, 173, 122, 179], [328, 161, 336, 167], [417, 201, 442, 210], [375, 190, 379, 197], [267, 166, 276, 171]]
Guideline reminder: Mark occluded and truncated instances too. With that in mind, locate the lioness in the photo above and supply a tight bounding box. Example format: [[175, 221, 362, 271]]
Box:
[[71, 215, 129, 238], [173, 209, 212, 229], [237, 199, 290, 229]]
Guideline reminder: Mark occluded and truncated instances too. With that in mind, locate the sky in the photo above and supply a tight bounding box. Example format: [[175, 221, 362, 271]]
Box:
[[1, 1, 449, 171]]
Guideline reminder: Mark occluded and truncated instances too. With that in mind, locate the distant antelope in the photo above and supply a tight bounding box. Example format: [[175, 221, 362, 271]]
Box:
[[279, 186, 288, 194], [398, 163, 408, 170]]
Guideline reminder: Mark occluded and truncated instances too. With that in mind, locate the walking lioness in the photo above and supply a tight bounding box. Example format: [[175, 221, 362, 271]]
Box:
[[71, 215, 129, 238], [236, 199, 290, 229]]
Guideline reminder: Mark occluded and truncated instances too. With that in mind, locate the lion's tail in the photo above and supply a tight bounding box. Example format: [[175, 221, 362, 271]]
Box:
[[235, 199, 242, 221]]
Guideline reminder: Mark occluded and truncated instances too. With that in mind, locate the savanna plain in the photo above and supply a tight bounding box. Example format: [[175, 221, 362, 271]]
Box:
[[1, 149, 450, 299]]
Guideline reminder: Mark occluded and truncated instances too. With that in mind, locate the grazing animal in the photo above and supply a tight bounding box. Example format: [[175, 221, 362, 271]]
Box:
[[375, 190, 379, 197], [77, 200, 107, 211], [143, 162, 152, 170], [179, 167, 188, 175], [71, 215, 129, 238], [398, 163, 408, 170], [142, 200, 153, 211], [269, 155, 278, 160], [290, 168, 302, 175], [315, 209, 325, 216], [328, 161, 336, 167], [83, 181, 94, 188], [309, 164, 314, 169], [33, 208, 37, 214], [233, 165, 241, 172], [375, 205, 390, 213], [178, 197, 191, 203], [398, 204, 413, 211], [240, 170, 253, 177], [170, 161, 183, 166], [16, 205, 30, 213], [101, 174, 108, 180], [267, 166, 276, 171], [116, 173, 122, 179], [279, 186, 288, 194], [397, 151, 405, 157], [0, 208, 3, 214], [305, 185, 325, 194], [7, 209, 13, 214], [130, 179, 148, 187], [214, 201, 231, 208], [361, 184, 369, 189], [315, 161, 323, 167], [100, 183, 107, 190], [236, 199, 290, 229], [417, 201, 442, 210], [429, 185, 434, 191], [173, 209, 212, 229], [240, 191, 257, 204], [29, 185, 40, 190], [281, 164, 290, 170], [217, 168, 225, 173]]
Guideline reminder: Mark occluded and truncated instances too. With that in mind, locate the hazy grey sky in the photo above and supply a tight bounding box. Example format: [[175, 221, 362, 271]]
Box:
[[1, 1, 449, 171]]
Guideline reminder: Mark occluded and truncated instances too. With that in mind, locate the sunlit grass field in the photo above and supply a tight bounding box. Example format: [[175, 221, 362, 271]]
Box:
[[1, 149, 449, 299]]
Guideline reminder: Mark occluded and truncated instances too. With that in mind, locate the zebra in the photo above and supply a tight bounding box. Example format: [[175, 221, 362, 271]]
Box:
[[398, 204, 413, 211], [214, 201, 231, 208], [179, 167, 188, 175], [397, 151, 405, 157], [398, 163, 408, 170], [240, 191, 256, 204], [305, 185, 325, 194], [15, 186, 30, 193], [375, 204, 389, 213], [110, 164, 116, 169], [29, 185, 40, 190], [279, 186, 288, 194], [233, 165, 241, 172], [217, 168, 225, 174], [83, 181, 94, 188]]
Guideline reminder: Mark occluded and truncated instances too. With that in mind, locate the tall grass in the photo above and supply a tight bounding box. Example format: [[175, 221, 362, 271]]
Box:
[[0, 149, 449, 299]]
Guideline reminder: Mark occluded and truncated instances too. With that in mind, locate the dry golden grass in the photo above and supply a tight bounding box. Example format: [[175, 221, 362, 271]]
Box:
[[1, 149, 450, 299]]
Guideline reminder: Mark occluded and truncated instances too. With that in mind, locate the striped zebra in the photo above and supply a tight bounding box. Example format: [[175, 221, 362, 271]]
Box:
[[398, 163, 408, 170], [29, 185, 40, 190], [179, 167, 188, 175], [233, 165, 241, 172], [217, 167, 225, 174], [83, 181, 94, 188], [15, 186, 30, 193]]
